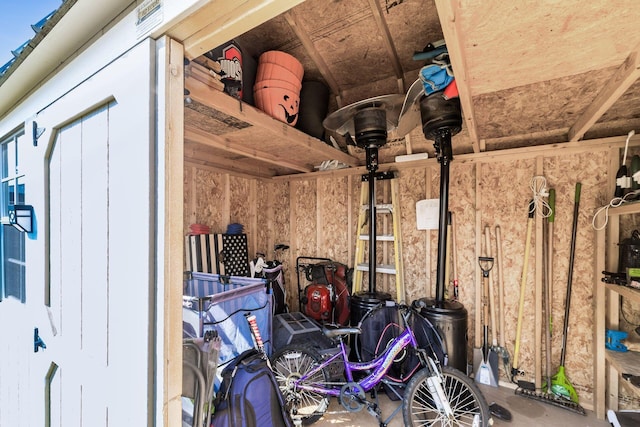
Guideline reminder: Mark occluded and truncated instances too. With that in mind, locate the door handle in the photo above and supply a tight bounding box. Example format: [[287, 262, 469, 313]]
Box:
[[34, 327, 46, 352]]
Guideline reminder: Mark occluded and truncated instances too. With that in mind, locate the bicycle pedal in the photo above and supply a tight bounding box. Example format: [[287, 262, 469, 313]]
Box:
[[367, 404, 381, 418]]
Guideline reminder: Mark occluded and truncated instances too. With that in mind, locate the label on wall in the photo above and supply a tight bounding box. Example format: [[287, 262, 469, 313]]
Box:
[[416, 199, 440, 230], [136, 0, 163, 38]]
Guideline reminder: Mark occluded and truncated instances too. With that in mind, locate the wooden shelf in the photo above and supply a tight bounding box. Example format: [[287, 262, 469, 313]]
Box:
[[604, 201, 640, 216], [183, 66, 360, 178], [609, 349, 640, 399], [621, 376, 640, 398], [606, 350, 640, 377], [594, 201, 640, 418], [605, 283, 640, 303]]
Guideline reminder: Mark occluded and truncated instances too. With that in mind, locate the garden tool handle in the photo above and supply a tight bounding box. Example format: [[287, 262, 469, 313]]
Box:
[[513, 200, 535, 371]]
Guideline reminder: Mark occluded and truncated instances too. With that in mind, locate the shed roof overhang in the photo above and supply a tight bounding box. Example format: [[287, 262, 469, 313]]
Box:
[[0, 0, 133, 120]]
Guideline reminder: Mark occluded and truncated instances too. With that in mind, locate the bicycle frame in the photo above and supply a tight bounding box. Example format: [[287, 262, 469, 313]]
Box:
[[294, 325, 419, 396]]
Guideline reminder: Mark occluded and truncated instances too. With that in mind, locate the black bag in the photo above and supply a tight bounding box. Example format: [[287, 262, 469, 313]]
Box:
[[263, 263, 288, 315], [618, 229, 640, 272], [211, 349, 293, 427]]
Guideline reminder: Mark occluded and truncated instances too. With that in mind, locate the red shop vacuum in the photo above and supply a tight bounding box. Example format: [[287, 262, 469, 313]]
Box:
[[296, 256, 352, 326]]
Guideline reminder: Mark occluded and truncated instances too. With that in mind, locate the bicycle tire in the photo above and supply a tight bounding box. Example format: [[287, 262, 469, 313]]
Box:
[[403, 366, 491, 427], [270, 345, 331, 425]]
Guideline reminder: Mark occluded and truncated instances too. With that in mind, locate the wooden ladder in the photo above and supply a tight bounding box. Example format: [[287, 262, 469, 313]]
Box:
[[353, 172, 405, 303]]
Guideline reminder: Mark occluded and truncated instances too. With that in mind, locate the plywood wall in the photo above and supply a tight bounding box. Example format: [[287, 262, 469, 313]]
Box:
[[184, 143, 637, 409]]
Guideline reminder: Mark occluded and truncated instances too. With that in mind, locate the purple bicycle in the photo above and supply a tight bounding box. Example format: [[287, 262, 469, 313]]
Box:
[[271, 302, 490, 426]]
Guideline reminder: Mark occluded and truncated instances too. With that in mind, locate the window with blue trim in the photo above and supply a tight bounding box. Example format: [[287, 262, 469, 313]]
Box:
[[0, 129, 26, 302]]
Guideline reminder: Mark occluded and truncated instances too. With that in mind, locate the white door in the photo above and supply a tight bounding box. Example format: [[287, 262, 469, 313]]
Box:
[[0, 39, 156, 427]]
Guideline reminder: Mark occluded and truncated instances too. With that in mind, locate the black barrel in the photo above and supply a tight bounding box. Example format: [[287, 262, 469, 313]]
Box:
[[349, 291, 392, 362], [296, 80, 330, 140], [419, 298, 468, 373], [350, 291, 392, 326]]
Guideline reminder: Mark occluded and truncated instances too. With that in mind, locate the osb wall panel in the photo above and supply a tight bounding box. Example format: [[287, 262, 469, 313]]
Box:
[[261, 180, 291, 257], [184, 147, 614, 407], [228, 175, 253, 239], [265, 180, 294, 308], [317, 177, 351, 265], [294, 0, 391, 90], [474, 68, 612, 140], [253, 180, 270, 256], [479, 158, 538, 385], [447, 162, 478, 353], [349, 175, 367, 291], [397, 168, 428, 302], [184, 165, 194, 230], [427, 167, 441, 299], [293, 179, 318, 257], [543, 152, 608, 404], [189, 166, 226, 232]]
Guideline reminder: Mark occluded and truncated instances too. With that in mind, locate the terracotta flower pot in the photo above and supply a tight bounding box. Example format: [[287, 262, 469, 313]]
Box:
[[258, 50, 304, 81], [255, 62, 302, 91], [254, 86, 300, 126], [254, 78, 302, 94]]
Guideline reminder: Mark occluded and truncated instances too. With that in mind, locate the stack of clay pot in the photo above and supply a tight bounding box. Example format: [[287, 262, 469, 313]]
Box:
[[254, 51, 304, 126]]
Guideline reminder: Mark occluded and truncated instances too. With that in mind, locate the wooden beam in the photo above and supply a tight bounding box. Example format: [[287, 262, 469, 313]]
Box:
[[534, 156, 543, 390], [474, 163, 482, 349], [405, 133, 414, 154], [275, 134, 638, 181], [180, 0, 305, 59], [366, 0, 404, 86], [184, 141, 279, 178], [185, 126, 313, 173], [163, 37, 184, 427], [434, 0, 480, 153], [283, 9, 342, 96], [186, 76, 360, 167], [568, 47, 640, 141], [184, 158, 274, 180]]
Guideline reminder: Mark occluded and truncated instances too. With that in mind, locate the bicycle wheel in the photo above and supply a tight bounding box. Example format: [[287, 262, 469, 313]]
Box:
[[403, 366, 490, 427], [270, 345, 331, 425]]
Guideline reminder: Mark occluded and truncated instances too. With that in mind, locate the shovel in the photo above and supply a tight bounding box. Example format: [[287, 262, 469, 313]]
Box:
[[495, 226, 511, 376], [484, 227, 501, 357], [476, 256, 499, 387]]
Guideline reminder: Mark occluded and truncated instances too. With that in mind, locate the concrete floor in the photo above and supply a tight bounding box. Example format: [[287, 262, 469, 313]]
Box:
[[313, 383, 611, 427]]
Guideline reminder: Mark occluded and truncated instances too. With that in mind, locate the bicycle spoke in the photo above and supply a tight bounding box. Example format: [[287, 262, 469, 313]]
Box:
[[270, 346, 331, 425], [404, 367, 489, 427]]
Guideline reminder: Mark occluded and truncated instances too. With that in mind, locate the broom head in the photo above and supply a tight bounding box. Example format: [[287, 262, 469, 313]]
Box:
[[551, 366, 579, 403]]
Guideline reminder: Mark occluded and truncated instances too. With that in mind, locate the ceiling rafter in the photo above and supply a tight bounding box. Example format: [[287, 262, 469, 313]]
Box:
[[434, 0, 480, 153], [283, 9, 342, 101], [568, 46, 640, 142], [366, 0, 404, 89]]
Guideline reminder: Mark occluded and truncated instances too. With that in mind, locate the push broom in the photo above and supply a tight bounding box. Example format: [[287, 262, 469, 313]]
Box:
[[551, 182, 581, 403]]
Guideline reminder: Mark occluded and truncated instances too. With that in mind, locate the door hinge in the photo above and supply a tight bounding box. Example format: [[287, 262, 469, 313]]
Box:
[[34, 327, 46, 352]]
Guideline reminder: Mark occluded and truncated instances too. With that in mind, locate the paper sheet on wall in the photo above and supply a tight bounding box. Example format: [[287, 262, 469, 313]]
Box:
[[416, 199, 440, 230]]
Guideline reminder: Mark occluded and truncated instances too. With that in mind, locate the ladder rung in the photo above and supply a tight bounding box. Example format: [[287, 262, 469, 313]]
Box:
[[356, 263, 397, 274], [358, 234, 395, 241], [361, 204, 393, 213]]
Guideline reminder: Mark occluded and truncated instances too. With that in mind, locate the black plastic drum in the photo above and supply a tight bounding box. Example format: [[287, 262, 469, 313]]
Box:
[[419, 298, 468, 373], [354, 301, 446, 383], [349, 291, 392, 326]]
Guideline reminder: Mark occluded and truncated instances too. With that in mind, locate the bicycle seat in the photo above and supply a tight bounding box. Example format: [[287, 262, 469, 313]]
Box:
[[322, 326, 361, 339]]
